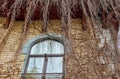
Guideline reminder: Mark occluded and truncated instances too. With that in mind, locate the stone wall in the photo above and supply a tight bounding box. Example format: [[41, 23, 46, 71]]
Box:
[[0, 17, 118, 79]]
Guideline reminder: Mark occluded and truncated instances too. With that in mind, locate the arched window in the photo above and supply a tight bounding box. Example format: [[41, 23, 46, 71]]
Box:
[[21, 33, 72, 79]]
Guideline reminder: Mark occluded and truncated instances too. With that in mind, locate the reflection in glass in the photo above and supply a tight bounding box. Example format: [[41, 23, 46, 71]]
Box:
[[47, 57, 63, 73], [27, 58, 44, 73], [30, 40, 64, 55]]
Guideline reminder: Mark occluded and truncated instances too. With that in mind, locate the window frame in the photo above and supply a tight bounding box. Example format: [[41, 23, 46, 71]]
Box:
[[21, 33, 72, 79], [24, 40, 65, 79]]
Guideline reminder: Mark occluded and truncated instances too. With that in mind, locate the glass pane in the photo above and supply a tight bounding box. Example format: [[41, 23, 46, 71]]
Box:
[[27, 58, 44, 73], [47, 57, 63, 73], [30, 40, 64, 55], [45, 74, 63, 79]]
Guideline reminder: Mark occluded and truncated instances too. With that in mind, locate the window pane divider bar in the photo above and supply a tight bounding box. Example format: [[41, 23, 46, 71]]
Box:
[[23, 73, 64, 74], [42, 54, 48, 79], [29, 54, 64, 57]]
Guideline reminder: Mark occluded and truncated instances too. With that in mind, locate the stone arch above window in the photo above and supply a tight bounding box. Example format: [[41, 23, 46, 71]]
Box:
[[22, 33, 72, 54]]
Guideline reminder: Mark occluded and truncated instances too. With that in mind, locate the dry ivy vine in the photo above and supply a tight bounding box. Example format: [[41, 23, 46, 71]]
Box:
[[0, 0, 120, 79]]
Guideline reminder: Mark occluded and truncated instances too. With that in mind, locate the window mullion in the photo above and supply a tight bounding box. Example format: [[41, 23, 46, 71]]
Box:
[[63, 55, 65, 78], [24, 56, 30, 73], [42, 54, 48, 79]]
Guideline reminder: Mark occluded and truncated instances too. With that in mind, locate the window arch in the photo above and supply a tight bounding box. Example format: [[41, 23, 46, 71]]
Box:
[[21, 33, 72, 79]]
